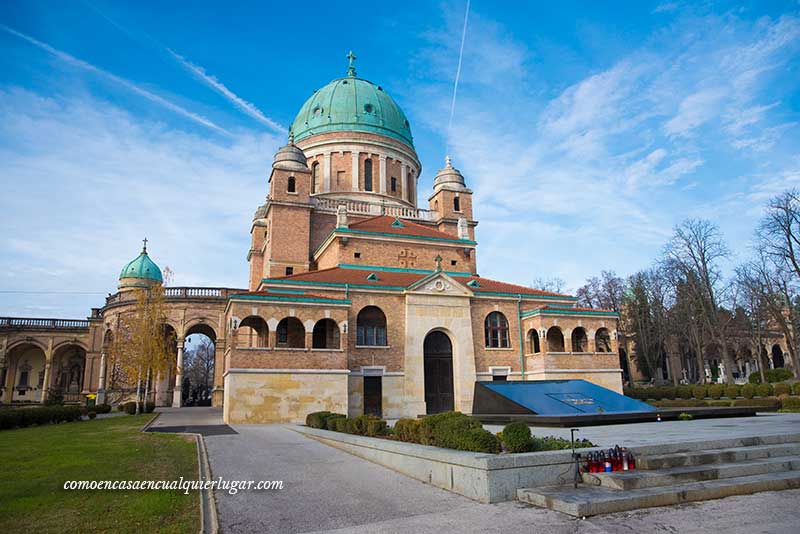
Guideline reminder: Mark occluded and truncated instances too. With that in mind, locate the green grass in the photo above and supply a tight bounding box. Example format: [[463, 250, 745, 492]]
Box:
[[0, 415, 198, 533]]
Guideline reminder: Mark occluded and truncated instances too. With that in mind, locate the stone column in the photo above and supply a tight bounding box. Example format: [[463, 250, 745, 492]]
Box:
[[97, 351, 107, 404], [401, 163, 408, 201], [379, 155, 387, 194], [323, 152, 332, 192], [171, 338, 184, 408], [351, 151, 360, 190], [41, 339, 53, 404]]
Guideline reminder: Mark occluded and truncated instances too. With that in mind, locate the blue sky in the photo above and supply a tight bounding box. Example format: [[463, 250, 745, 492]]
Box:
[[1, 0, 799, 318]]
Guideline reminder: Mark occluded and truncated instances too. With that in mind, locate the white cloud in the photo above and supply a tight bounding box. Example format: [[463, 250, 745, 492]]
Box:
[[168, 49, 285, 133], [1, 25, 229, 135], [0, 87, 281, 316]]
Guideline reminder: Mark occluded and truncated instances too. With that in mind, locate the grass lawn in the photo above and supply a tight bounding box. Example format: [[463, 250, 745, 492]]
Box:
[[0, 414, 199, 533]]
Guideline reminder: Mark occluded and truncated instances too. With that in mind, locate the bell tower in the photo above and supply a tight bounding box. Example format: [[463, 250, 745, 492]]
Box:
[[429, 156, 476, 240]]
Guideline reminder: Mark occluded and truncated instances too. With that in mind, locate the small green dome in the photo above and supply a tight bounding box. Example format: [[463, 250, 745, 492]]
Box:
[[119, 243, 163, 288], [291, 53, 413, 147]]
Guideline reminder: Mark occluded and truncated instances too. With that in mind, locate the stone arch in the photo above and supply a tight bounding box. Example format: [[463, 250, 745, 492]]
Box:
[[237, 316, 268, 348], [276, 317, 305, 348], [571, 327, 588, 353], [312, 319, 340, 349], [595, 328, 612, 352], [53, 339, 89, 352], [6, 342, 47, 403], [356, 306, 387, 346], [546, 326, 565, 352], [527, 329, 540, 353], [52, 343, 87, 396], [184, 320, 218, 341], [7, 338, 48, 353]]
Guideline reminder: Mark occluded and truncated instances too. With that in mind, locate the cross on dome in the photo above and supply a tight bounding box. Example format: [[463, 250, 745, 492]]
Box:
[[142, 237, 148, 253], [346, 50, 357, 77]]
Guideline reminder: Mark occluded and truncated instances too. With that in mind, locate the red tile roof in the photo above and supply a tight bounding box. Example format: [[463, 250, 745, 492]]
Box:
[[346, 215, 471, 242], [264, 267, 574, 298]]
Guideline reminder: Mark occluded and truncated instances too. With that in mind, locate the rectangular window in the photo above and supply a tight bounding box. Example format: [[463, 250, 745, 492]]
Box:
[[454, 196, 461, 211], [285, 267, 294, 276], [492, 375, 508, 382], [354, 252, 361, 259], [451, 260, 457, 266], [277, 324, 288, 344], [390, 177, 397, 192]]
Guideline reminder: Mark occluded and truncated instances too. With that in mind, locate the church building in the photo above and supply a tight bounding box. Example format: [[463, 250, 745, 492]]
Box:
[[0, 55, 624, 423]]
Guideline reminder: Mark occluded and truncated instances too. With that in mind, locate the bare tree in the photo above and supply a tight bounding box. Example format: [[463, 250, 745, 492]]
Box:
[[531, 276, 568, 294], [662, 219, 736, 383], [576, 270, 626, 312]]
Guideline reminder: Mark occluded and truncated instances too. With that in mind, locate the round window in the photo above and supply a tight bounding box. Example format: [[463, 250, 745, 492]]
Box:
[[364, 103, 374, 113], [312, 106, 323, 116]]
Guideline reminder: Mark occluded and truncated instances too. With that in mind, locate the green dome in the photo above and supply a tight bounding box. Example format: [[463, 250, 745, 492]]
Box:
[[291, 54, 413, 147], [119, 245, 163, 286]]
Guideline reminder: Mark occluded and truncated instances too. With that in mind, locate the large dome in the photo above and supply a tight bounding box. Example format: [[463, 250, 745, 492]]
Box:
[[290, 55, 413, 148], [118, 243, 163, 289]]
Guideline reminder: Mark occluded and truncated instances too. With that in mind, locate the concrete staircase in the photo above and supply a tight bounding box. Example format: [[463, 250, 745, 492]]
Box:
[[517, 434, 800, 517]]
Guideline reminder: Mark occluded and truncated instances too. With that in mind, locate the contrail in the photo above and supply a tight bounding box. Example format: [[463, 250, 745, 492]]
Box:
[[1, 25, 229, 135], [446, 0, 470, 156], [168, 49, 285, 133]]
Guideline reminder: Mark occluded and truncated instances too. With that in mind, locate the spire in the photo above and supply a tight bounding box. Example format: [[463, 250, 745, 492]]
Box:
[[288, 130, 295, 145], [142, 237, 148, 254], [445, 155, 452, 168], [346, 50, 357, 77]]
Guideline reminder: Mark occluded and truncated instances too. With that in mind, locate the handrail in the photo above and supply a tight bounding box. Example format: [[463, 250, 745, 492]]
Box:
[[0, 317, 90, 329]]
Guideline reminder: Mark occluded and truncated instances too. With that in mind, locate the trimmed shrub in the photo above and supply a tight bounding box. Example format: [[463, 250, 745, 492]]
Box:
[[774, 383, 791, 396], [649, 399, 707, 408], [394, 418, 422, 443], [708, 384, 724, 400], [660, 386, 677, 400], [748, 372, 761, 384], [366, 419, 388, 437], [350, 414, 375, 436], [305, 411, 333, 429], [88, 411, 97, 419], [756, 383, 773, 397], [793, 382, 800, 396], [325, 414, 346, 431], [458, 428, 501, 453], [765, 369, 793, 383], [724, 384, 740, 399], [417, 411, 500, 453], [782, 397, 800, 410], [334, 417, 349, 433], [692, 385, 707, 400], [500, 422, 532, 453], [732, 398, 780, 409], [677, 385, 693, 400], [94, 404, 112, 414], [741, 383, 755, 399], [530, 435, 593, 452]]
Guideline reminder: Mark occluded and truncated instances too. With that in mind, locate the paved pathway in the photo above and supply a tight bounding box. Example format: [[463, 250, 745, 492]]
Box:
[[155, 409, 800, 533]]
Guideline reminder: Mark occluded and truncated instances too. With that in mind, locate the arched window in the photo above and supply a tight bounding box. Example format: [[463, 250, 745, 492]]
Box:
[[484, 312, 510, 348], [237, 316, 268, 348], [528, 329, 540, 353], [571, 327, 588, 352], [312, 319, 340, 349], [364, 159, 373, 191], [276, 317, 304, 348], [287, 176, 296, 193], [454, 196, 460, 211], [546, 327, 565, 352], [595, 328, 612, 352], [311, 162, 319, 194], [357, 306, 386, 346]]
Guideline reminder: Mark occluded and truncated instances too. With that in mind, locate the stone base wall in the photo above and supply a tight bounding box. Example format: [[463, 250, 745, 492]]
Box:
[[223, 370, 349, 424]]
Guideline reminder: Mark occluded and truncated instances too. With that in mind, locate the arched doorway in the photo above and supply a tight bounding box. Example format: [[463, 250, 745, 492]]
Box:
[[423, 331, 454, 415], [183, 323, 217, 406], [52, 344, 87, 403], [772, 345, 785, 369], [7, 342, 47, 404]]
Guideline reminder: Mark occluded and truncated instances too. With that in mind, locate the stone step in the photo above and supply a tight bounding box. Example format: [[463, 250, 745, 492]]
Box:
[[637, 442, 800, 470], [582, 456, 800, 490], [517, 471, 800, 517]]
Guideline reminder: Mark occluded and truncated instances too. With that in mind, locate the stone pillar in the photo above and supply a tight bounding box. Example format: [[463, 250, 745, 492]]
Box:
[[212, 339, 225, 407], [323, 152, 332, 192], [41, 339, 54, 404], [379, 155, 387, 194], [171, 338, 184, 408], [351, 151, 360, 190], [401, 163, 408, 201], [564, 329, 573, 353], [97, 351, 107, 404]]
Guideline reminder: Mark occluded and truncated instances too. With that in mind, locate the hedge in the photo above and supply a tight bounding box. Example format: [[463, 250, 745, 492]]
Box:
[[499, 422, 532, 453], [741, 384, 755, 399], [692, 385, 707, 400], [755, 383, 773, 398], [305, 411, 332, 428], [326, 414, 346, 431], [750, 369, 794, 383], [94, 403, 112, 414], [774, 383, 792, 396], [677, 385, 694, 400], [794, 383, 800, 396], [0, 405, 82, 430], [122, 402, 155, 415], [394, 418, 422, 443], [708, 384, 724, 400], [782, 397, 800, 410], [724, 385, 740, 399], [732, 398, 781, 409]]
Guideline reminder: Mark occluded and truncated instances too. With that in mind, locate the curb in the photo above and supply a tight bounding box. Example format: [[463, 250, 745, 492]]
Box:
[[140, 412, 161, 432], [196, 434, 220, 534]]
